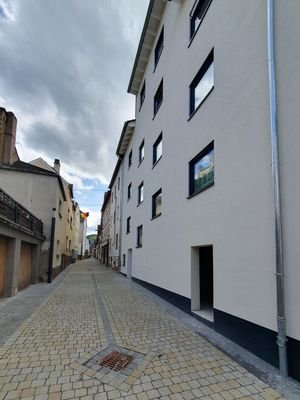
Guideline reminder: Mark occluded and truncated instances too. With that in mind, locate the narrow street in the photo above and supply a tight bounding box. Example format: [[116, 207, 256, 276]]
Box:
[[0, 260, 292, 400]]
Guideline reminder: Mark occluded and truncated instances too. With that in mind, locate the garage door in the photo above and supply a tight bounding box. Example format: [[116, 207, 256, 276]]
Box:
[[19, 242, 32, 291], [0, 237, 8, 297]]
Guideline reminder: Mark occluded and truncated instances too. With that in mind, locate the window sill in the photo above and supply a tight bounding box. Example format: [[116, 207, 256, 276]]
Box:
[[152, 103, 162, 120], [137, 201, 144, 207], [187, 182, 214, 199], [152, 156, 162, 169], [136, 245, 142, 249], [138, 158, 144, 168], [151, 213, 162, 221], [187, 86, 214, 121]]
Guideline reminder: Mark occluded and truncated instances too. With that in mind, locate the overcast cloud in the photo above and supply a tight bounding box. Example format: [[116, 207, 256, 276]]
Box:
[[0, 0, 148, 232], [0, 0, 147, 180]]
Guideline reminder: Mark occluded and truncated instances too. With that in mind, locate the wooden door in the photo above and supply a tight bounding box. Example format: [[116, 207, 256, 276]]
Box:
[[19, 242, 32, 291], [0, 237, 7, 297]]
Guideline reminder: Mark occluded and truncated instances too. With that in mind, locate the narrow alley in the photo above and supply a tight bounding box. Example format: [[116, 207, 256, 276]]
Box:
[[0, 260, 296, 400]]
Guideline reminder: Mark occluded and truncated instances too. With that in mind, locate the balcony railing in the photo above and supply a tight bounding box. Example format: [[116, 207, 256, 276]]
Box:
[[0, 187, 43, 238]]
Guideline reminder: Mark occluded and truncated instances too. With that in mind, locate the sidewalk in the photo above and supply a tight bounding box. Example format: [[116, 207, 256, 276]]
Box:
[[0, 259, 298, 400]]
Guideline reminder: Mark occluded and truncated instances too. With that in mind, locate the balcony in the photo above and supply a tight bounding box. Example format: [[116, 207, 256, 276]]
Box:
[[0, 188, 44, 239]]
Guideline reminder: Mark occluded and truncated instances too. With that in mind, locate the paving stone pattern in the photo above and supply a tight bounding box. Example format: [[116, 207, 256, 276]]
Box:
[[0, 259, 285, 399]]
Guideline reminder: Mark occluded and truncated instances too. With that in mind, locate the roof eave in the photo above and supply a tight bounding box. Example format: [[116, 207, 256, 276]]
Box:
[[127, 0, 167, 95]]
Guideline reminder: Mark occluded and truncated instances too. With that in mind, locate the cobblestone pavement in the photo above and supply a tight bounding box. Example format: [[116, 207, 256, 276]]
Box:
[[0, 259, 292, 399]]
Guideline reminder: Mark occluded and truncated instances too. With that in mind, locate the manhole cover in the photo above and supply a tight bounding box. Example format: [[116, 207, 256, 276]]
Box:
[[99, 350, 133, 371]]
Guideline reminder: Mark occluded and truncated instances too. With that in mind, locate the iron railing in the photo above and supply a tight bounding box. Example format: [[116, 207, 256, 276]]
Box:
[[0, 187, 43, 238]]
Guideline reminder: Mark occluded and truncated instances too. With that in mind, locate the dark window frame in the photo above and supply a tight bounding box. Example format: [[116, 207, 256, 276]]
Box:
[[189, 49, 214, 117], [137, 225, 143, 248], [138, 182, 144, 205], [188, 141, 214, 197], [127, 182, 132, 200], [154, 79, 163, 118], [152, 188, 162, 219], [139, 81, 146, 110], [128, 150, 133, 168], [139, 140, 145, 165], [154, 27, 164, 69], [126, 216, 131, 234], [189, 0, 213, 42], [153, 132, 163, 166], [122, 254, 126, 266]]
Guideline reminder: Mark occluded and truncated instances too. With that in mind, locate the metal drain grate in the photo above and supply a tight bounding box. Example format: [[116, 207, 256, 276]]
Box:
[[99, 351, 134, 371]]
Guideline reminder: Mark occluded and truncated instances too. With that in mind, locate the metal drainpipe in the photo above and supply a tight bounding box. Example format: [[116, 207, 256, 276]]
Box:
[[267, 0, 288, 377]]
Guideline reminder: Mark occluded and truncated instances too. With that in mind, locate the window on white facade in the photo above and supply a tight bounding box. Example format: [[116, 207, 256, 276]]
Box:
[[153, 132, 162, 166], [137, 225, 143, 248], [138, 182, 144, 205], [189, 141, 214, 196], [154, 27, 164, 68], [152, 189, 162, 219], [154, 79, 163, 117], [139, 140, 145, 164], [190, 49, 214, 116], [190, 0, 212, 40]]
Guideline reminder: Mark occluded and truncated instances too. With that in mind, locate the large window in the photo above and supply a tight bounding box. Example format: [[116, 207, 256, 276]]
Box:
[[154, 27, 164, 68], [126, 216, 131, 234], [139, 140, 145, 164], [190, 0, 212, 40], [153, 132, 162, 166], [189, 142, 214, 196], [137, 225, 143, 248], [140, 81, 145, 109], [154, 79, 163, 117], [152, 189, 162, 219], [138, 182, 144, 205], [190, 49, 214, 116], [127, 182, 132, 200]]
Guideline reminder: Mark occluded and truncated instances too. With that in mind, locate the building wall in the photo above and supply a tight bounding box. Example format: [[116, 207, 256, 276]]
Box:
[[119, 0, 300, 377], [110, 168, 123, 269], [0, 169, 62, 275]]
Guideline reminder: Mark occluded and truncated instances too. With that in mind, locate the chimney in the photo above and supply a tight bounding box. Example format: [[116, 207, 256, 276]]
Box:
[[54, 159, 60, 174], [0, 108, 17, 164]]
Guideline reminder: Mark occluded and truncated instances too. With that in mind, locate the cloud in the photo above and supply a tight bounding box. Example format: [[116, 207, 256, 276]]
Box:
[[0, 0, 148, 184]]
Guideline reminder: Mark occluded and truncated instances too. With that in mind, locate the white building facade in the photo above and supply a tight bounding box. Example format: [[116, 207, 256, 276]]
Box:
[[115, 0, 300, 380]]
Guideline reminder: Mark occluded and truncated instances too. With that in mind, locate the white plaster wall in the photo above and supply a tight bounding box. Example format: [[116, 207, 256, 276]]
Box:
[[120, 0, 300, 340], [110, 169, 123, 264]]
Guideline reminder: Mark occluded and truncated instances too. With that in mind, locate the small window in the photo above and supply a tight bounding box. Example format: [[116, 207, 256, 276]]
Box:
[[137, 225, 143, 248], [152, 189, 162, 219], [153, 132, 162, 166], [189, 142, 214, 197], [154, 79, 163, 117], [139, 140, 145, 164], [190, 0, 212, 40], [190, 49, 214, 116], [116, 234, 118, 250], [128, 150, 132, 168], [154, 27, 164, 68], [122, 254, 126, 266], [118, 177, 120, 190], [126, 216, 131, 234], [138, 182, 144, 205], [140, 81, 145, 109], [127, 182, 132, 200]]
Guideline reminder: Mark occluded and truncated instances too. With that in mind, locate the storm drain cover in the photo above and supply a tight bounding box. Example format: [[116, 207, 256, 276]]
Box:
[[72, 345, 155, 392], [99, 350, 133, 371]]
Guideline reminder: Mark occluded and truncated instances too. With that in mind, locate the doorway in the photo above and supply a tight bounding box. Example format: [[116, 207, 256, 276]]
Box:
[[127, 249, 132, 279], [191, 245, 214, 322]]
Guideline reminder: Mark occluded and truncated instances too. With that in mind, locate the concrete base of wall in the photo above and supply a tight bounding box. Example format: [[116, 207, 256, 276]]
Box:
[[132, 276, 300, 382]]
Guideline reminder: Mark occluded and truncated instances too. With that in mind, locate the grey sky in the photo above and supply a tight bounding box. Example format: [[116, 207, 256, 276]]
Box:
[[0, 0, 148, 185]]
